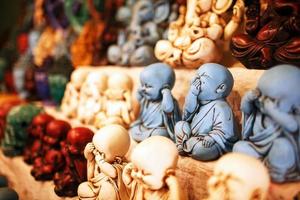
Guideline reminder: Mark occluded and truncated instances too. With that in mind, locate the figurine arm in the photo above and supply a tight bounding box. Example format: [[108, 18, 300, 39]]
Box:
[[161, 87, 175, 114], [95, 154, 117, 178], [263, 99, 298, 133], [224, 0, 244, 40], [165, 174, 186, 200], [241, 89, 261, 115], [136, 87, 143, 102], [122, 163, 134, 187], [183, 78, 200, 121]]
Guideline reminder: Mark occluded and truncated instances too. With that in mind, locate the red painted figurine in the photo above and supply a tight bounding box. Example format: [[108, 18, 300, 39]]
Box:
[[31, 119, 71, 180], [53, 127, 94, 197], [24, 113, 54, 164]]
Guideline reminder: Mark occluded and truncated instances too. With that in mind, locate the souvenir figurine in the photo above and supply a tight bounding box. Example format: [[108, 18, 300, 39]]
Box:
[[155, 0, 245, 68], [0, 99, 23, 141], [77, 72, 108, 125], [23, 113, 54, 164], [231, 0, 300, 69], [207, 153, 270, 200], [107, 0, 175, 66], [31, 119, 71, 180], [1, 104, 42, 157], [233, 65, 300, 183], [123, 136, 186, 200], [130, 63, 181, 142], [61, 68, 90, 118], [48, 74, 68, 104], [54, 127, 94, 197], [95, 73, 135, 129], [77, 125, 130, 200], [175, 63, 238, 161]]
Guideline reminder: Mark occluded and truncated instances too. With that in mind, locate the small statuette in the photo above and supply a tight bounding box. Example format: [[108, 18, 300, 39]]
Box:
[[175, 63, 238, 161]]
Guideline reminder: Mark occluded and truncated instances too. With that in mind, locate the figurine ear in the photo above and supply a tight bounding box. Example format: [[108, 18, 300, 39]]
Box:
[[154, 0, 170, 23], [216, 83, 227, 94]]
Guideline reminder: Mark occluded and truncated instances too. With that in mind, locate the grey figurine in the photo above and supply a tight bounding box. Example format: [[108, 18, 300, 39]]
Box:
[[130, 63, 181, 142], [175, 63, 238, 161], [233, 64, 300, 183]]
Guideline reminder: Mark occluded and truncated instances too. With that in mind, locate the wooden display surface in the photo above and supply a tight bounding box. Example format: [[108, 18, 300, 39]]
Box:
[[0, 66, 300, 200]]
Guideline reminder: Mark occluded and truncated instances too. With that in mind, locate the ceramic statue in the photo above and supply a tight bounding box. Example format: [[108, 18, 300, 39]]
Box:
[[95, 73, 135, 129], [77, 71, 108, 125], [123, 136, 186, 200], [0, 99, 23, 141], [107, 0, 175, 66], [48, 74, 68, 104], [77, 125, 130, 200], [233, 64, 300, 183], [130, 63, 181, 142], [155, 0, 245, 68], [1, 104, 42, 157], [207, 153, 270, 200], [61, 68, 90, 118], [24, 113, 55, 164], [231, 0, 300, 69], [175, 63, 238, 161], [54, 127, 94, 197], [31, 119, 71, 180]]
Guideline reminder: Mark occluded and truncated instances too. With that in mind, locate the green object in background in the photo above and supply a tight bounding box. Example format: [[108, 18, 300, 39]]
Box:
[[1, 104, 43, 157], [49, 74, 68, 104]]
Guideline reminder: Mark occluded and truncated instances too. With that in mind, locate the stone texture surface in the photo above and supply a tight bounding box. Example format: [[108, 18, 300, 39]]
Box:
[[1, 66, 299, 200]]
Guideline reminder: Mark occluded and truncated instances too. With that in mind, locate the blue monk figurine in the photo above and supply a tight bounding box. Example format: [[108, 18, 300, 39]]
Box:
[[130, 63, 181, 142], [175, 63, 238, 161], [233, 64, 300, 183]]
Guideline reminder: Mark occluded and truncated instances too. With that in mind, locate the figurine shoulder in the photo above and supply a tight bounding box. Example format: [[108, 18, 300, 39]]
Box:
[[213, 100, 233, 116]]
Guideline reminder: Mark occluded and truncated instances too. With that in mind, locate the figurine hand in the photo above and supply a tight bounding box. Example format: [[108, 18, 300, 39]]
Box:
[[261, 98, 277, 115], [245, 89, 261, 102], [124, 163, 134, 176], [190, 76, 201, 96], [202, 135, 215, 148], [84, 143, 95, 160], [241, 89, 261, 113]]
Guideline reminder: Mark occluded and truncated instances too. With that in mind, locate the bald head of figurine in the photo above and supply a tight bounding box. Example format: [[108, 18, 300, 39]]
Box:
[[257, 64, 300, 113], [194, 63, 233, 101], [139, 63, 175, 101]]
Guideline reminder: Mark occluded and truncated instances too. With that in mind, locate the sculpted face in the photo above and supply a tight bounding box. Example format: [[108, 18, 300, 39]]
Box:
[[208, 153, 270, 200], [130, 136, 178, 190], [92, 125, 130, 163], [106, 73, 133, 100], [193, 63, 233, 101], [257, 64, 300, 113], [44, 120, 71, 145], [28, 113, 54, 138], [139, 63, 175, 101], [134, 0, 154, 23], [67, 127, 94, 155]]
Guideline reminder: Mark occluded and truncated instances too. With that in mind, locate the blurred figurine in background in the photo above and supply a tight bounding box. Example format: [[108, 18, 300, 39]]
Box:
[[107, 0, 176, 66], [95, 73, 135, 129], [1, 104, 42, 157], [207, 153, 270, 200], [175, 63, 238, 161], [54, 127, 94, 197], [77, 125, 130, 200], [123, 136, 186, 200], [130, 63, 181, 142], [61, 68, 90, 119], [77, 72, 107, 125], [233, 65, 300, 183], [155, 0, 244, 68], [24, 113, 54, 164], [231, 0, 300, 69], [31, 119, 71, 180]]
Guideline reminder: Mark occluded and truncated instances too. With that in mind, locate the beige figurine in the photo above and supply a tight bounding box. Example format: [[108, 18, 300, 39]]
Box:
[[94, 73, 135, 129], [77, 125, 130, 200], [122, 136, 186, 200], [77, 71, 108, 125], [61, 68, 90, 118], [155, 0, 244, 68], [207, 153, 270, 200]]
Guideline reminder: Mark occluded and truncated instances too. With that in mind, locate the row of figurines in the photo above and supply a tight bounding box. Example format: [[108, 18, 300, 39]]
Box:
[[0, 108, 272, 200], [0, 62, 299, 199], [12, 0, 300, 72], [58, 61, 299, 185]]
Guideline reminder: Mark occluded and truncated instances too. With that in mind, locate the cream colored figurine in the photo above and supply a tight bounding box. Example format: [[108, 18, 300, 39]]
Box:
[[77, 125, 130, 200], [95, 73, 135, 129], [61, 68, 90, 118], [77, 72, 108, 125], [122, 136, 186, 200], [207, 153, 270, 200], [155, 0, 244, 68]]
